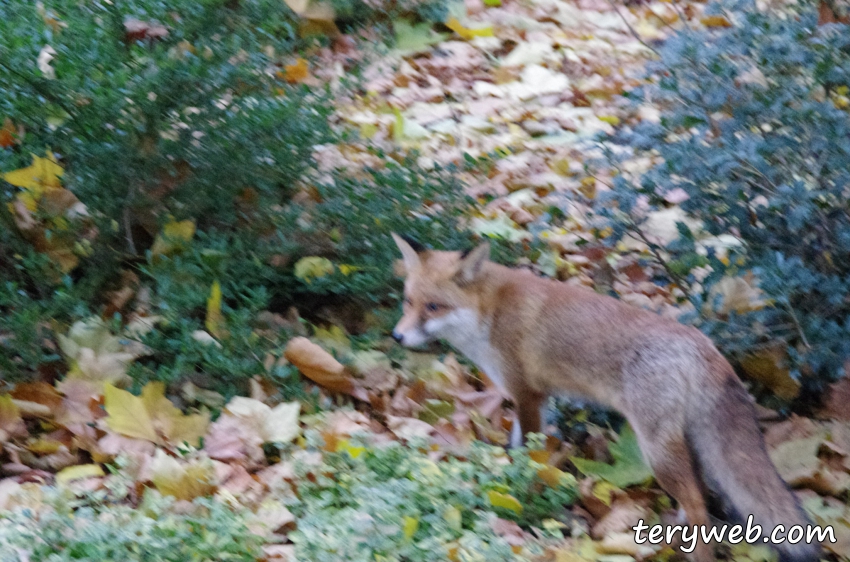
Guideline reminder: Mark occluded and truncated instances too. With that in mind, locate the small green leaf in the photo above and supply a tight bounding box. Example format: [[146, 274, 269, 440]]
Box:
[[570, 425, 653, 488]]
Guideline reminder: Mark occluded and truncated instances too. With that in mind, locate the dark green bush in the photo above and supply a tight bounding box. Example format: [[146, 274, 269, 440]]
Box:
[[0, 0, 468, 388], [597, 0, 850, 398]]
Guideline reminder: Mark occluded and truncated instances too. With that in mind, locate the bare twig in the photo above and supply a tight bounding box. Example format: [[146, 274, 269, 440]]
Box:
[[604, 0, 662, 58]]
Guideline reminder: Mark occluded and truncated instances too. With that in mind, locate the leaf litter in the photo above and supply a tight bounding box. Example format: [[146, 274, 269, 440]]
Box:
[[2, 0, 850, 560]]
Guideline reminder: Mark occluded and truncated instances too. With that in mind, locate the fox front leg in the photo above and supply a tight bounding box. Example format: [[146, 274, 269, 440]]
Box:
[[509, 386, 546, 448]]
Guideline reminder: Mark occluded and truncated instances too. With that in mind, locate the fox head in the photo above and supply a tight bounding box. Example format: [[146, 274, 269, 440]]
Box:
[[390, 233, 490, 348]]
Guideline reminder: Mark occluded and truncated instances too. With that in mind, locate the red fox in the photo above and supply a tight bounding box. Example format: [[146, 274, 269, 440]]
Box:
[[390, 233, 820, 562]]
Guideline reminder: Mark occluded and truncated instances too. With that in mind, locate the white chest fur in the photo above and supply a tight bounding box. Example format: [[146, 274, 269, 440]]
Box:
[[423, 308, 509, 394]]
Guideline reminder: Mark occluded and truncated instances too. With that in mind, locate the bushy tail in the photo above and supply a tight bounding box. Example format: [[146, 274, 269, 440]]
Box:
[[688, 378, 821, 562]]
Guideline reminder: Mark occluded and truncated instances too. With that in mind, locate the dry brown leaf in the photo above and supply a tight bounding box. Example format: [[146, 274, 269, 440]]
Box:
[[204, 413, 265, 464], [821, 366, 850, 421], [284, 336, 353, 394], [740, 345, 800, 401], [11, 382, 63, 411], [150, 450, 217, 500]]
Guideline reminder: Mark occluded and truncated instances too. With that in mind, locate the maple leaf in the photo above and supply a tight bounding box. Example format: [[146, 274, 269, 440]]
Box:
[[150, 218, 196, 257], [59, 317, 154, 390], [103, 383, 209, 447], [571, 426, 653, 488], [221, 396, 301, 444], [150, 449, 217, 500], [204, 411, 264, 463], [3, 152, 64, 211]]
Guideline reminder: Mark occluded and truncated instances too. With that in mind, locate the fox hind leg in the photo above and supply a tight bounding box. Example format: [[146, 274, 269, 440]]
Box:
[[633, 426, 715, 562]]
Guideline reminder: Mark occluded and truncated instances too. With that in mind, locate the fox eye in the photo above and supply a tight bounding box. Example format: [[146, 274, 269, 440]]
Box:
[[425, 302, 442, 312]]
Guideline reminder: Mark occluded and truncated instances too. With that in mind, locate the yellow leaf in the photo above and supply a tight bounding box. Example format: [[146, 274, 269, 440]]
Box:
[[283, 58, 309, 84], [0, 394, 25, 437], [27, 438, 63, 455], [359, 123, 378, 139], [151, 219, 196, 256], [592, 480, 617, 505], [336, 438, 365, 458], [205, 280, 226, 338], [443, 506, 462, 530], [55, 464, 104, 487], [403, 515, 419, 541], [103, 384, 158, 442], [487, 490, 523, 514], [700, 15, 732, 27], [3, 153, 64, 211], [598, 115, 620, 125], [150, 449, 216, 500], [140, 381, 210, 447], [537, 465, 567, 488], [445, 17, 494, 40], [293, 256, 334, 282], [338, 264, 359, 276]]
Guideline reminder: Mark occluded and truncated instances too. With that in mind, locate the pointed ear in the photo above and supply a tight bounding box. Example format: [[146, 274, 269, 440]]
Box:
[[454, 241, 489, 285], [391, 232, 422, 274]]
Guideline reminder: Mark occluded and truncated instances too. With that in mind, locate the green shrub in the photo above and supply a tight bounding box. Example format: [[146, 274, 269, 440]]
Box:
[[0, 491, 263, 562], [596, 0, 850, 399], [0, 0, 469, 388], [288, 435, 577, 561]]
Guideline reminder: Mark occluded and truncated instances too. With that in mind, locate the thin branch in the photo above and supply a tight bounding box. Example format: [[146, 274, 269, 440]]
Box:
[[604, 0, 662, 58], [783, 301, 811, 349]]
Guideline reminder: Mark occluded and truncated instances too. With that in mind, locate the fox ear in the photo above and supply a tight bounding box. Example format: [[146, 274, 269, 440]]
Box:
[[391, 232, 422, 273], [454, 241, 489, 285]]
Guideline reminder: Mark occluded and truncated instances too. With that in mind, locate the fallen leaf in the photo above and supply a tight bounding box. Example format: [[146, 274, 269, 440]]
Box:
[[821, 367, 850, 421], [445, 17, 494, 40], [700, 15, 733, 27], [55, 464, 105, 487], [150, 450, 217, 500], [206, 280, 226, 339], [283, 58, 310, 83], [103, 384, 157, 442], [204, 413, 264, 463], [740, 345, 800, 401], [293, 256, 334, 282], [37, 45, 57, 79], [488, 490, 523, 514], [284, 336, 353, 394], [394, 20, 449, 55], [571, 425, 653, 488], [0, 395, 27, 442], [151, 218, 196, 257], [0, 118, 16, 148], [223, 396, 301, 444], [11, 382, 63, 411], [3, 153, 64, 211], [387, 415, 434, 440], [103, 383, 209, 446]]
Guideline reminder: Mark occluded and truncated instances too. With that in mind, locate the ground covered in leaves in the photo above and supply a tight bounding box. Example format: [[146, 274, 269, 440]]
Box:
[[2, 0, 850, 560]]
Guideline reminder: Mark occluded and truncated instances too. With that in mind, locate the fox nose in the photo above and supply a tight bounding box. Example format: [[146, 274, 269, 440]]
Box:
[[391, 331, 403, 344]]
